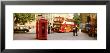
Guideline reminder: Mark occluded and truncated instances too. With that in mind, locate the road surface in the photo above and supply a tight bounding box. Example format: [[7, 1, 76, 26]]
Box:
[[13, 30, 97, 40]]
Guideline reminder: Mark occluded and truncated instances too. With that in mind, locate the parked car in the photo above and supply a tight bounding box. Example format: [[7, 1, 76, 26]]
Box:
[[14, 25, 29, 33], [85, 23, 91, 32]]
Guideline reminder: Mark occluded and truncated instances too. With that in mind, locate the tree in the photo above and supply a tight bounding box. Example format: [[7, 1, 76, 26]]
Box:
[[73, 14, 81, 25], [14, 13, 35, 25]]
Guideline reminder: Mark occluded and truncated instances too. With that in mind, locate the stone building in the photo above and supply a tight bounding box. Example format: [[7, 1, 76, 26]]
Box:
[[80, 13, 97, 30]]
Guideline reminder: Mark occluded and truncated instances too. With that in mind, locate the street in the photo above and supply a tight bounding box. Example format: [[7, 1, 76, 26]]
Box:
[[13, 13, 97, 40], [13, 30, 97, 40]]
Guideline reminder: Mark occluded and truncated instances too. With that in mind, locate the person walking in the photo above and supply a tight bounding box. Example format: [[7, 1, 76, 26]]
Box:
[[74, 25, 78, 36], [50, 23, 52, 34], [73, 26, 75, 36], [48, 23, 50, 34], [75, 25, 78, 36]]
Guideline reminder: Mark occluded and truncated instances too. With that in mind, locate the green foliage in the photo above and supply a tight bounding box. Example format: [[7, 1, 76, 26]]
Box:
[[73, 14, 81, 24], [14, 13, 35, 25]]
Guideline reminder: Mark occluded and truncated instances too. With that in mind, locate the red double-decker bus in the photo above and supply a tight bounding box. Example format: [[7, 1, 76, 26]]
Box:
[[52, 16, 75, 33], [59, 21, 75, 32]]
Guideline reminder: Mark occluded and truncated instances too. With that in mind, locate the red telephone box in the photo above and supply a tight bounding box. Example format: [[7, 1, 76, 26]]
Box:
[[36, 17, 48, 40]]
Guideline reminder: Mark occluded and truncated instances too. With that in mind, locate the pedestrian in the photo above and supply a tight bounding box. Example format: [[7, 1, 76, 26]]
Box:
[[50, 23, 52, 34], [75, 25, 78, 36], [48, 23, 50, 34], [73, 26, 75, 36], [73, 25, 78, 36]]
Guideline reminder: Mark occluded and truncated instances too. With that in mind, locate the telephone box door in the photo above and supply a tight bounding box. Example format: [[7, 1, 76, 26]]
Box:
[[36, 18, 47, 40]]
